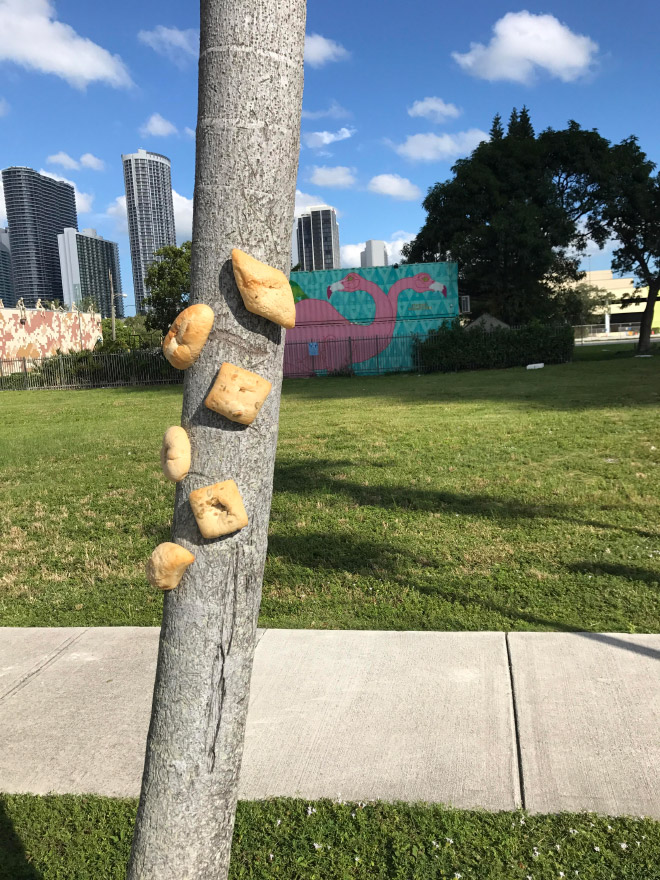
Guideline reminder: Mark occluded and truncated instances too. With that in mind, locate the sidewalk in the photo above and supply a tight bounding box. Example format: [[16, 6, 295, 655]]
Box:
[[0, 628, 658, 817]]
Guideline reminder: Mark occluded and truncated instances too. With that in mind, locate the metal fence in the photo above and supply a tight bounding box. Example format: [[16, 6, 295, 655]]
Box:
[[573, 323, 641, 343], [0, 324, 582, 390], [0, 350, 182, 390], [283, 333, 421, 378]]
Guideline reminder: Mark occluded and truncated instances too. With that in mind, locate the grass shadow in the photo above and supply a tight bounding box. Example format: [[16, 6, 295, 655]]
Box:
[[273, 460, 659, 540], [567, 561, 660, 587], [0, 798, 43, 880]]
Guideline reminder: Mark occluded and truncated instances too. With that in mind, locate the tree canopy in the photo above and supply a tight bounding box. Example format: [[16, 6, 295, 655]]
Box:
[[143, 241, 192, 336], [403, 109, 660, 349]]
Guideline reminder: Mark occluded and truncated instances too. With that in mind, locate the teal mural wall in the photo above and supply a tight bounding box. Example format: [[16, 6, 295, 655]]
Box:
[[284, 263, 458, 376]]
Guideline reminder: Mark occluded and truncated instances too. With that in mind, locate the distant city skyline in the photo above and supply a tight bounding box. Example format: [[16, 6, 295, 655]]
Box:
[[296, 205, 340, 271], [122, 149, 176, 314], [1, 166, 77, 307], [0, 226, 12, 304], [1, 1, 656, 313], [360, 240, 388, 268], [58, 227, 124, 319]]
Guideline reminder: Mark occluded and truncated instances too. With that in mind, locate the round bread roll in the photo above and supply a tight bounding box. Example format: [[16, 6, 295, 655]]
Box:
[[146, 542, 195, 590], [162, 304, 214, 369], [160, 426, 191, 482]]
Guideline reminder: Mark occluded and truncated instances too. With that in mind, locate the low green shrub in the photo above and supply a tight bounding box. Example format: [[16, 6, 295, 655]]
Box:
[[413, 320, 574, 373]]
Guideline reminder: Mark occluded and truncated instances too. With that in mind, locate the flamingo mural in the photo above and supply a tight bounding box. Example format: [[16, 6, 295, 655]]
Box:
[[284, 263, 455, 376]]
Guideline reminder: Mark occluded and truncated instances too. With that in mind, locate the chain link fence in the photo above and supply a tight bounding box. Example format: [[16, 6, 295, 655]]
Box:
[[0, 350, 182, 390], [1, 325, 580, 390]]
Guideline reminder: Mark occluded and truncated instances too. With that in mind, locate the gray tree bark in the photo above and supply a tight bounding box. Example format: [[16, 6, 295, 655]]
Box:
[[126, 1, 306, 877]]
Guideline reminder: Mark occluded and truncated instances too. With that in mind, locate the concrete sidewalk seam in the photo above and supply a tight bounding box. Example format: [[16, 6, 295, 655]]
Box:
[[505, 631, 526, 810], [0, 629, 89, 703]]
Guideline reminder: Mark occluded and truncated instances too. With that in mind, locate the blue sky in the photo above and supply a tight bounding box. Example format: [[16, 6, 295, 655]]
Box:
[[1, 0, 658, 315]]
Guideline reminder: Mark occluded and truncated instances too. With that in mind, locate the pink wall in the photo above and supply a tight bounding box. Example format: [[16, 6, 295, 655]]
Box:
[[0, 307, 102, 360]]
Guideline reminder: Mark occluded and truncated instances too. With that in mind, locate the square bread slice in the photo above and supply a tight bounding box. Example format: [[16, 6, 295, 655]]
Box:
[[205, 362, 272, 425], [189, 480, 249, 539], [232, 248, 296, 329]]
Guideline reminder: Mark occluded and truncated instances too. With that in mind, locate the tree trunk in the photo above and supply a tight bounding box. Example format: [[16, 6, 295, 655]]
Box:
[[637, 282, 658, 353], [125, 1, 306, 878]]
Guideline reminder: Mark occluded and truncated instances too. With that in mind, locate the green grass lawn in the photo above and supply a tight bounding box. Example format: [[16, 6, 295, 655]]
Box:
[[2, 794, 660, 880], [0, 350, 658, 631]]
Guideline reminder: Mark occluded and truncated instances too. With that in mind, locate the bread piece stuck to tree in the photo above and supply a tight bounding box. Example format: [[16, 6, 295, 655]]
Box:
[[231, 248, 296, 329], [160, 426, 191, 482], [146, 542, 195, 590], [205, 362, 272, 425], [189, 480, 249, 539], [162, 304, 214, 369]]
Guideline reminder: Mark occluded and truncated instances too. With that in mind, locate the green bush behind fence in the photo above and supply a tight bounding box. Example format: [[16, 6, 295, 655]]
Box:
[[413, 321, 574, 373]]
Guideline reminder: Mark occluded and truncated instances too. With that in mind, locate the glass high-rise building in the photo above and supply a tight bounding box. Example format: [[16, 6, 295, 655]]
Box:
[[58, 227, 124, 319], [1, 167, 77, 307], [122, 149, 176, 313], [296, 205, 340, 271], [0, 227, 12, 305]]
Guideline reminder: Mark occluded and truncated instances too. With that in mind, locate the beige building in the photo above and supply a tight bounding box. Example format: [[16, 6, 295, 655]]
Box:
[[580, 269, 658, 330]]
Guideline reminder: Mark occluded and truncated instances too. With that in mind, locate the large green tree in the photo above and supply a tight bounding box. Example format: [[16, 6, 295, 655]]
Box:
[[403, 111, 610, 325], [143, 241, 192, 336], [587, 137, 660, 353]]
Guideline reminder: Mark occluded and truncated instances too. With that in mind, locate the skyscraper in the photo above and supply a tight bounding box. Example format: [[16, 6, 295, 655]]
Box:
[[58, 227, 124, 319], [1, 167, 77, 307], [122, 149, 176, 313], [296, 205, 340, 271], [360, 240, 388, 268], [0, 227, 12, 305]]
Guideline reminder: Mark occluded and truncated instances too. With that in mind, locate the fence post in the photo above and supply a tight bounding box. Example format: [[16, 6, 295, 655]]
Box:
[[348, 337, 352, 374], [375, 337, 380, 375], [22, 358, 28, 390]]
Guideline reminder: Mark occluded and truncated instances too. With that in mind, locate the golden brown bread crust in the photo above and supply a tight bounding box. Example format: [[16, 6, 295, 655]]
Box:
[[160, 426, 191, 482], [204, 362, 272, 425], [232, 248, 296, 329], [188, 480, 249, 539], [162, 304, 214, 369], [146, 542, 195, 590]]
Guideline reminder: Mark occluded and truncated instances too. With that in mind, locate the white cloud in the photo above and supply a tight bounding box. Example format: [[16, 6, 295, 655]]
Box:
[[301, 100, 349, 120], [0, 97, 9, 117], [368, 174, 422, 201], [310, 165, 355, 188], [294, 189, 326, 218], [0, 178, 6, 226], [47, 151, 79, 170], [140, 113, 178, 137], [172, 190, 193, 243], [39, 169, 93, 213], [0, 0, 132, 89], [408, 97, 461, 124], [340, 242, 365, 268], [386, 231, 416, 265], [138, 25, 199, 68], [107, 195, 128, 235], [80, 153, 105, 171], [303, 127, 355, 149], [393, 129, 488, 162], [184, 126, 195, 139], [452, 11, 599, 84], [47, 151, 105, 171], [304, 33, 350, 68]]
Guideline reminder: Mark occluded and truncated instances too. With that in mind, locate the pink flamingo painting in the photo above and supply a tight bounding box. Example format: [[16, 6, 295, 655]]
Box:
[[284, 271, 447, 374]]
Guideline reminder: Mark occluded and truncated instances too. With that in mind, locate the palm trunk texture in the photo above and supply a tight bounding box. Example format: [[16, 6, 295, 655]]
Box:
[[126, 1, 306, 877]]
